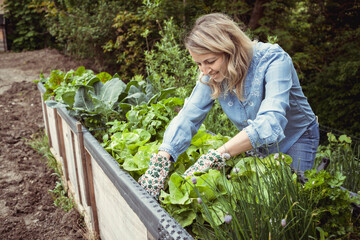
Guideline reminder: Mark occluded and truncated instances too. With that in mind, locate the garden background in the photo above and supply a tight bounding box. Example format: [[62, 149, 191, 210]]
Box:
[[2, 0, 360, 141], [1, 1, 360, 239]]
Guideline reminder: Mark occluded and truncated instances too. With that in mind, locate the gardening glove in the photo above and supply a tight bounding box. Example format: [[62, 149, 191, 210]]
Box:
[[138, 153, 172, 199], [183, 149, 228, 177]]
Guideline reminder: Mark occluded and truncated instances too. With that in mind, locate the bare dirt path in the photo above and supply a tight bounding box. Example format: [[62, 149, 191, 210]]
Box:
[[0, 49, 96, 239]]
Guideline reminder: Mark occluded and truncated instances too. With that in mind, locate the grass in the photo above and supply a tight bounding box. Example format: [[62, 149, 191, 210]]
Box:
[[26, 130, 74, 212]]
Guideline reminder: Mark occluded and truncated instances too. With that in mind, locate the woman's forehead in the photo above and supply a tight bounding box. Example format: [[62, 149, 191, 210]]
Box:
[[189, 50, 222, 62]]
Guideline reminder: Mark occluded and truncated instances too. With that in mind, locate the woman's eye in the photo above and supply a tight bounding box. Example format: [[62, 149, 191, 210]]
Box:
[[196, 59, 216, 66]]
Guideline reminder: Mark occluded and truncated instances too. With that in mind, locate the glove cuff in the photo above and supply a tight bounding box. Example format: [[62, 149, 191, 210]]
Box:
[[207, 149, 229, 162]]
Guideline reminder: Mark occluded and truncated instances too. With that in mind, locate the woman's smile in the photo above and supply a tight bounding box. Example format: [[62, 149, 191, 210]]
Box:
[[189, 50, 226, 82]]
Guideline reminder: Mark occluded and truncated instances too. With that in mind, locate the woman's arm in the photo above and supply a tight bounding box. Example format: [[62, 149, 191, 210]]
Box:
[[159, 76, 214, 161], [216, 130, 253, 157]]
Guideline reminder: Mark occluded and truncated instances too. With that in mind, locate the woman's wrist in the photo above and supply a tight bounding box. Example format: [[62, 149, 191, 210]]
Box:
[[217, 144, 231, 160], [158, 150, 171, 160]]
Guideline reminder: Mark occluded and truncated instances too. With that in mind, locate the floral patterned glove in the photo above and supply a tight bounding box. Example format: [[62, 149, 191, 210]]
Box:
[[138, 153, 172, 199], [183, 149, 228, 177]]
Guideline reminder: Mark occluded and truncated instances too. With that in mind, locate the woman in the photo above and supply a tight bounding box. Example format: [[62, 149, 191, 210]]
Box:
[[139, 13, 319, 199]]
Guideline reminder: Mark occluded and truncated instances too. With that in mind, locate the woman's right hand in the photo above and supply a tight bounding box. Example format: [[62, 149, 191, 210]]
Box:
[[138, 152, 172, 199]]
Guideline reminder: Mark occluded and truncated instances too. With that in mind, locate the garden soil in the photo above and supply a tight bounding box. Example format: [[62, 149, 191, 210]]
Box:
[[0, 49, 98, 240]]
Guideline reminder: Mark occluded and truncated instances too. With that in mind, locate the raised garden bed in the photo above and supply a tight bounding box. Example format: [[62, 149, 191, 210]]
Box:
[[37, 67, 360, 239], [38, 82, 194, 240]]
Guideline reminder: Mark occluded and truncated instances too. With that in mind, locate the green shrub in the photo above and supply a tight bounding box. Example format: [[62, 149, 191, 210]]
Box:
[[2, 0, 50, 51], [145, 18, 198, 98], [103, 9, 159, 79], [43, 1, 127, 72]]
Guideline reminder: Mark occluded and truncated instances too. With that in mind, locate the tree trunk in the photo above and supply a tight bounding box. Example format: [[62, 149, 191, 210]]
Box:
[[248, 0, 267, 30], [183, 0, 186, 26]]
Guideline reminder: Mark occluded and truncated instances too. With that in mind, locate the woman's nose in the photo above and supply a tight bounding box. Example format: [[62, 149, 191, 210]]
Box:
[[200, 65, 210, 75]]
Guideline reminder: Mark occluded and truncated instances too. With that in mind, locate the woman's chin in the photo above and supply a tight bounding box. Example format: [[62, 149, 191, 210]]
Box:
[[211, 73, 224, 83]]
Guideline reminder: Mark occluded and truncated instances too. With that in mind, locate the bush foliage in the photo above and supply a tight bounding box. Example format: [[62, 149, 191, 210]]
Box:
[[3, 0, 360, 137]]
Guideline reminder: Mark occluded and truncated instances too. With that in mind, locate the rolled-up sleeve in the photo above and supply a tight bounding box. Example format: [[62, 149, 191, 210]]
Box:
[[244, 52, 292, 148], [159, 77, 214, 161]]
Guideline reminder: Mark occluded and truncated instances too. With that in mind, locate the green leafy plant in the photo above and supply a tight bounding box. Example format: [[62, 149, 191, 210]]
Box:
[[315, 133, 360, 193], [124, 97, 183, 137], [102, 97, 184, 178], [48, 173, 74, 212], [40, 67, 176, 131], [42, 67, 126, 130], [302, 169, 360, 238], [159, 153, 306, 239], [39, 66, 111, 102]]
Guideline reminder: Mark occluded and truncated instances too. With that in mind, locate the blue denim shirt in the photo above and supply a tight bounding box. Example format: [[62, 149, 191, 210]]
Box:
[[159, 42, 316, 161]]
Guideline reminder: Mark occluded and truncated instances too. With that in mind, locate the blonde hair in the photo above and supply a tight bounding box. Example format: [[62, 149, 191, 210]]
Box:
[[185, 13, 255, 100]]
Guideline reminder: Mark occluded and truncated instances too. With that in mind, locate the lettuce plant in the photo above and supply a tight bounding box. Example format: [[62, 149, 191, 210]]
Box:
[[41, 67, 176, 131]]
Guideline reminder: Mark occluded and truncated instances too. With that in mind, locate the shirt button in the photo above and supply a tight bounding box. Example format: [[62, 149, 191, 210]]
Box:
[[249, 101, 254, 106], [228, 101, 233, 107]]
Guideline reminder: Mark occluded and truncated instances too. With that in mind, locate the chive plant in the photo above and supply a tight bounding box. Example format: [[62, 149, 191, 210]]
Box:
[[189, 155, 331, 240]]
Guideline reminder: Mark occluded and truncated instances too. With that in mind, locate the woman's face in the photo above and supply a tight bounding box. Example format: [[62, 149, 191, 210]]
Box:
[[189, 50, 226, 82]]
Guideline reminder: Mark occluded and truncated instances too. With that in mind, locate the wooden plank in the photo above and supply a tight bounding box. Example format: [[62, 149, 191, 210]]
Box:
[[47, 102, 60, 155], [49, 147, 67, 189], [91, 157, 148, 240], [85, 150, 100, 236], [61, 119, 82, 206], [55, 112, 69, 182], [72, 131, 90, 207], [77, 122, 91, 205], [76, 122, 99, 235], [70, 129, 82, 205], [41, 99, 52, 148], [51, 142, 94, 238]]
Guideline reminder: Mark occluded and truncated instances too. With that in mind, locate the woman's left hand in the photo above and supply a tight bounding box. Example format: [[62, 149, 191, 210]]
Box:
[[183, 149, 226, 177]]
